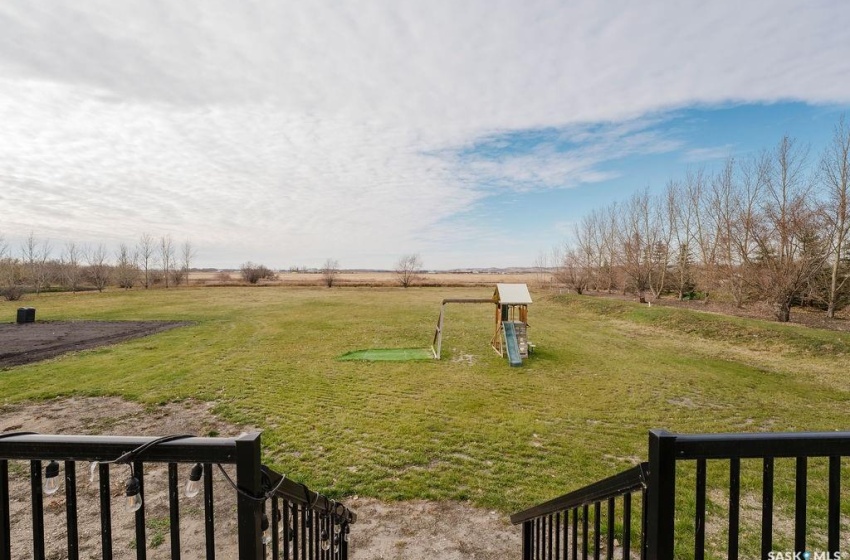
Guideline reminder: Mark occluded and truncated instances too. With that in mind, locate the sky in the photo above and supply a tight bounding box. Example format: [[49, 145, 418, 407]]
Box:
[[1, 1, 849, 270]]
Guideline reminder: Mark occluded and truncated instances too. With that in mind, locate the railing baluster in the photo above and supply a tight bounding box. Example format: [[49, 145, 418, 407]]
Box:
[[828, 456, 840, 556], [728, 457, 740, 560], [694, 459, 706, 560], [563, 509, 569, 560], [534, 517, 541, 560], [640, 487, 647, 560], [795, 456, 807, 554], [548, 513, 554, 560], [292, 504, 300, 560], [98, 463, 112, 560], [301, 505, 307, 560], [594, 502, 601, 560], [30, 460, 45, 560], [134, 460, 147, 560], [272, 497, 280, 560], [65, 460, 79, 560], [309, 510, 314, 560], [571, 507, 578, 560], [761, 457, 774, 559], [168, 463, 181, 560], [582, 504, 589, 560], [0, 460, 9, 560], [204, 462, 215, 560], [606, 498, 614, 560], [555, 511, 561, 560], [622, 493, 631, 560], [283, 501, 291, 560]]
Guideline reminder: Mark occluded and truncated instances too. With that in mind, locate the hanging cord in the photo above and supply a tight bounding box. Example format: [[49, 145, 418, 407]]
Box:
[[0, 431, 37, 440], [215, 463, 287, 502], [97, 434, 195, 465]]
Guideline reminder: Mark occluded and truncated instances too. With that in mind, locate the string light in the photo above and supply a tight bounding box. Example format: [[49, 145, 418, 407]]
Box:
[[320, 528, 330, 552], [43, 461, 60, 495], [89, 461, 98, 484], [261, 513, 271, 546], [185, 463, 203, 497], [125, 475, 142, 513]]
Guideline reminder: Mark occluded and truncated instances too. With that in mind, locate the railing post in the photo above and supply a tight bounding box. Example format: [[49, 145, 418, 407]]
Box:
[[646, 430, 676, 560], [236, 432, 264, 560]]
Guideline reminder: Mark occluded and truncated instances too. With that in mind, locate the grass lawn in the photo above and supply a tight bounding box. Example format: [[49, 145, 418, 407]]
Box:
[[1, 286, 849, 530]]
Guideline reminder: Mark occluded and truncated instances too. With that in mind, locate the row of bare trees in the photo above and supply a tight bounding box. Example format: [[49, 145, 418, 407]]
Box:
[[0, 232, 194, 300], [557, 117, 850, 322]]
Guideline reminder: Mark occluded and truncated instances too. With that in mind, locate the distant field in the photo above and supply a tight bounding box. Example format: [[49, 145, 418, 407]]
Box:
[[190, 270, 543, 287], [1, 285, 849, 554]]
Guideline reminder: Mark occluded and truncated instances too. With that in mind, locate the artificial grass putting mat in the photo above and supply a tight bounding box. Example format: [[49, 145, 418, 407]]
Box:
[[337, 348, 434, 361]]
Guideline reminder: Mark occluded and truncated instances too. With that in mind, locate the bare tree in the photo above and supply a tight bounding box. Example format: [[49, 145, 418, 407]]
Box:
[[85, 244, 111, 292], [819, 116, 850, 317], [159, 235, 175, 288], [0, 234, 23, 301], [321, 258, 340, 288], [532, 251, 551, 288], [60, 241, 83, 293], [618, 191, 655, 301], [558, 247, 592, 294], [179, 240, 195, 287], [138, 233, 155, 289], [395, 254, 423, 288], [572, 216, 599, 292], [749, 137, 826, 322], [600, 204, 621, 293], [115, 243, 140, 289], [22, 232, 51, 295], [706, 158, 759, 307], [666, 180, 697, 299]]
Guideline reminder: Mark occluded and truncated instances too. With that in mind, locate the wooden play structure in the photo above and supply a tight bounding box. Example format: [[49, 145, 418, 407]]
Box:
[[431, 283, 533, 367]]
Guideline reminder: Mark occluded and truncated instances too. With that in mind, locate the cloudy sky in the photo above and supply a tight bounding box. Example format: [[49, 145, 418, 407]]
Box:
[[1, 1, 849, 269]]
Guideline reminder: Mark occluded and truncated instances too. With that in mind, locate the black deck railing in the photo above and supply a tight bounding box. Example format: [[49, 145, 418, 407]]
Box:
[[0, 432, 356, 560], [511, 462, 649, 560], [512, 429, 850, 560]]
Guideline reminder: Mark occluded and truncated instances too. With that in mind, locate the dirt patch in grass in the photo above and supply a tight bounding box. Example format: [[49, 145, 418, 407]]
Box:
[[0, 397, 519, 559], [0, 321, 189, 368]]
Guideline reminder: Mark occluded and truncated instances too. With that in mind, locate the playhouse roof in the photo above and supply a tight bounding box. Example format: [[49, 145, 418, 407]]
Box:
[[494, 283, 532, 305]]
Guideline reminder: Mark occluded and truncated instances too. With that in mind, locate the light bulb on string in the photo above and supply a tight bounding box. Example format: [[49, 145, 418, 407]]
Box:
[[320, 529, 331, 552], [125, 476, 142, 513], [89, 461, 98, 484], [43, 461, 60, 496], [261, 513, 271, 546], [185, 463, 203, 498]]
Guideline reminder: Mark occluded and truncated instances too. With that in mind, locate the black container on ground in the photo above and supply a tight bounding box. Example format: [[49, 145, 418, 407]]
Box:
[[16, 307, 35, 324]]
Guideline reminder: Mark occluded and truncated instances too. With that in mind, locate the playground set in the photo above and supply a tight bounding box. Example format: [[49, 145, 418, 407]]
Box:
[[339, 283, 533, 366], [431, 283, 533, 367]]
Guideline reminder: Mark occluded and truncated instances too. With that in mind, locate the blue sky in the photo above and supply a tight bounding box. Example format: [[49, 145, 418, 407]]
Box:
[[1, 2, 849, 269]]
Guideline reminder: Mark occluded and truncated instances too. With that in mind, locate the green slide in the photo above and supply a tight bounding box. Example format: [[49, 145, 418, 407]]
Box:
[[502, 322, 523, 367]]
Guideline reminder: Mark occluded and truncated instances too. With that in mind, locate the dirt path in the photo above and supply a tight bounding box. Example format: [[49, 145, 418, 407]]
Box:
[[0, 398, 519, 559]]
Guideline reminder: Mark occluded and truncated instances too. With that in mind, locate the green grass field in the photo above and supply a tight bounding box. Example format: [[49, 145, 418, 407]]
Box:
[[1, 286, 849, 531]]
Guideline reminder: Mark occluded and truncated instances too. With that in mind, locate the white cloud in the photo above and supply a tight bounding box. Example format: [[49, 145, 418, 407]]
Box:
[[0, 1, 848, 267], [682, 144, 737, 163]]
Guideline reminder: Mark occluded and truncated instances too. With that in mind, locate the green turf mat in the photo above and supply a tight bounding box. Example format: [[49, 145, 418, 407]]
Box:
[[337, 348, 435, 361]]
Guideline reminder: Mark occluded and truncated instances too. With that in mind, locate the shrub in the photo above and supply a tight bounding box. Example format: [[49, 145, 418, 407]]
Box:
[[240, 262, 277, 284]]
